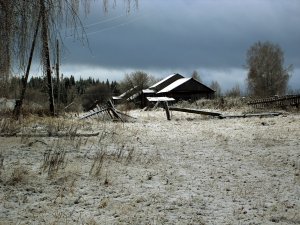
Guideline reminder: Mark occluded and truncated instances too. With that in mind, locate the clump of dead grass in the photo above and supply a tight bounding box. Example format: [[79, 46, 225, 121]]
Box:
[[41, 141, 67, 177], [0, 153, 29, 186], [0, 118, 20, 136], [89, 150, 106, 177], [6, 164, 29, 185]]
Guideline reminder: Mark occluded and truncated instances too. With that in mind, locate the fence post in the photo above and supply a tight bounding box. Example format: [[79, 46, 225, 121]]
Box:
[[164, 101, 171, 120]]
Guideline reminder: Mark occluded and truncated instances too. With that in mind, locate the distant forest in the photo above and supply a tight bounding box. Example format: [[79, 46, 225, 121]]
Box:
[[1, 75, 121, 111]]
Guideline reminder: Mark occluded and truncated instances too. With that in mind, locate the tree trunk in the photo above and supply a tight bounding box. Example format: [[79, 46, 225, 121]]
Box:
[[56, 39, 60, 114], [13, 12, 41, 119], [40, 0, 55, 116]]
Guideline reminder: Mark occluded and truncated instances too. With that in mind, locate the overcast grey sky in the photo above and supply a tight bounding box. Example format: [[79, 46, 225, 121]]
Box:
[[60, 0, 300, 92]]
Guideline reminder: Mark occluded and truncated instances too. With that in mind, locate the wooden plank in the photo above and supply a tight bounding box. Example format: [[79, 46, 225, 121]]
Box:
[[107, 100, 124, 122], [80, 107, 109, 119], [152, 101, 159, 110], [106, 109, 114, 119], [96, 104, 101, 118], [169, 107, 221, 117], [219, 112, 282, 119], [0, 132, 99, 137], [244, 112, 282, 117]]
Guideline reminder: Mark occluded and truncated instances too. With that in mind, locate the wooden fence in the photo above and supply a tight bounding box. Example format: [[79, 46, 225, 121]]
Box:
[[247, 95, 300, 108], [80, 100, 136, 122]]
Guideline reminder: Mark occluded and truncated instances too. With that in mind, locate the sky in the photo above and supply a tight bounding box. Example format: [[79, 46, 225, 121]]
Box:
[[58, 0, 300, 92]]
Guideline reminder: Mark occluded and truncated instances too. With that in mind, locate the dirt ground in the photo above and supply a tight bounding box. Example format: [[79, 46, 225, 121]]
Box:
[[0, 109, 300, 225]]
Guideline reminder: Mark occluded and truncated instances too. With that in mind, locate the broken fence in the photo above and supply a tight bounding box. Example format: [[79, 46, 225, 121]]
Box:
[[80, 100, 136, 122], [247, 95, 300, 108]]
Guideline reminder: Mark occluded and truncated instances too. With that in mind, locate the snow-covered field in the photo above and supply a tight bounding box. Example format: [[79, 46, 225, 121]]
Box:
[[0, 109, 300, 224]]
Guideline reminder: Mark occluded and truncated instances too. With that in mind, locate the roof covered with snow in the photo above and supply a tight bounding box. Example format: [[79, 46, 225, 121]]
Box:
[[157, 78, 191, 93], [147, 97, 175, 102], [149, 73, 184, 91], [142, 89, 156, 94]]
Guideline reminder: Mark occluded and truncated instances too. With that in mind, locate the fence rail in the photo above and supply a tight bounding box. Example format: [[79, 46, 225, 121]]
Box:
[[247, 95, 300, 108]]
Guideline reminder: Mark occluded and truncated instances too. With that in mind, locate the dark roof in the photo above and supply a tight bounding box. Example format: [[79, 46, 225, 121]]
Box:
[[149, 73, 184, 92], [158, 78, 214, 94]]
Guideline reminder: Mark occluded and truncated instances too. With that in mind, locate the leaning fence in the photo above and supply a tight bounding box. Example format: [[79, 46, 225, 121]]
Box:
[[247, 95, 300, 108]]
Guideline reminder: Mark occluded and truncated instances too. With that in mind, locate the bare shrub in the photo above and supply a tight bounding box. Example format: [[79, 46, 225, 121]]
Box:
[[218, 97, 247, 110], [0, 118, 20, 135], [82, 83, 112, 111], [7, 165, 29, 185], [225, 84, 242, 97], [21, 105, 50, 117], [45, 118, 79, 137], [24, 89, 48, 108]]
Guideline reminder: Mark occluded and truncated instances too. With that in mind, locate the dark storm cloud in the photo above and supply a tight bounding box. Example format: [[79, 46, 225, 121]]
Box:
[[63, 0, 300, 69], [62, 0, 300, 89]]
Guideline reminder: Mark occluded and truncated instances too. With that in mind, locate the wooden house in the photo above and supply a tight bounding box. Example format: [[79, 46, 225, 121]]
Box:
[[156, 77, 215, 101], [141, 74, 214, 106], [140, 73, 185, 106], [114, 73, 215, 108]]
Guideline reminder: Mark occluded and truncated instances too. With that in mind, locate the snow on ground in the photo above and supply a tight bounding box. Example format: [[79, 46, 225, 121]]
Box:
[[0, 109, 300, 224]]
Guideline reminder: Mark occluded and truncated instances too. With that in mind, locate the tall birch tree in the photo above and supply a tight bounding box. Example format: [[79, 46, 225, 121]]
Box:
[[0, 0, 137, 116]]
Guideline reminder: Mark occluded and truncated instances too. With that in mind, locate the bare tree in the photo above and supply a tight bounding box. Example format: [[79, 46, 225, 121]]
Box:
[[0, 0, 14, 87], [1, 0, 138, 117], [82, 83, 112, 111], [225, 84, 241, 97], [246, 41, 292, 97], [121, 71, 155, 93], [13, 12, 42, 118], [210, 80, 222, 98], [191, 70, 202, 82]]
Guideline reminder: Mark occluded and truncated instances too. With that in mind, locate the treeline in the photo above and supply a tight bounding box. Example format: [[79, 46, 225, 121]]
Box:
[[1, 75, 121, 111]]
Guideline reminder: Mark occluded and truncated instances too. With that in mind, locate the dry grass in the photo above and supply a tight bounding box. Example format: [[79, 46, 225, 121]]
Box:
[[175, 97, 248, 110], [0, 118, 20, 135], [0, 106, 299, 224], [41, 143, 67, 177], [6, 164, 29, 186], [89, 130, 136, 178], [89, 150, 106, 177]]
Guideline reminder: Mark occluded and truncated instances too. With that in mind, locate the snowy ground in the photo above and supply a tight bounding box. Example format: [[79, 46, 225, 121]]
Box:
[[0, 109, 300, 225]]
